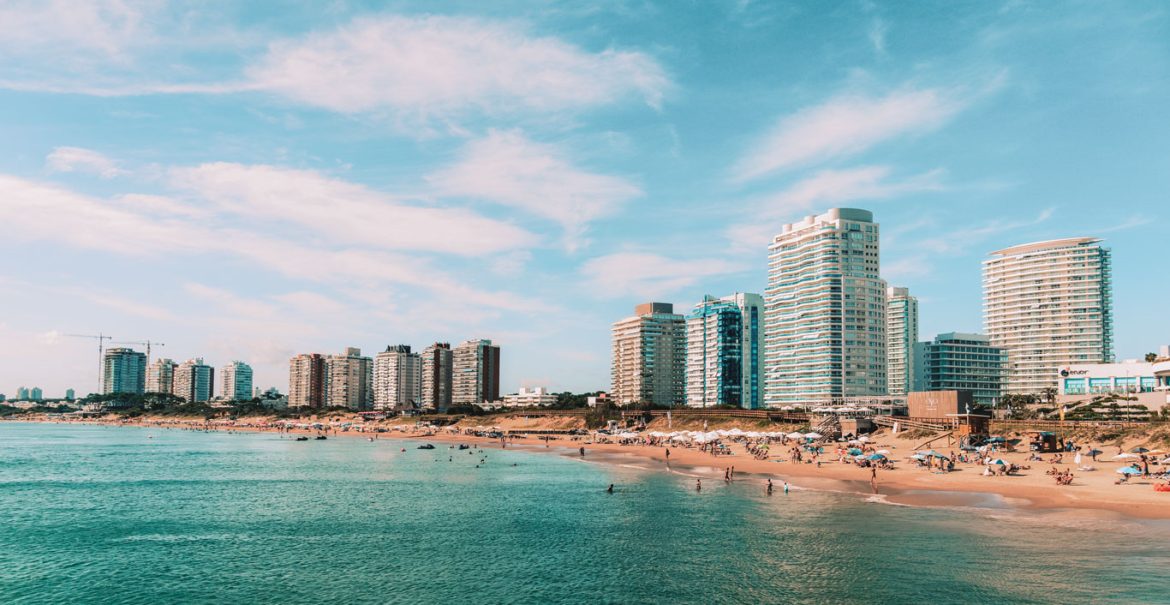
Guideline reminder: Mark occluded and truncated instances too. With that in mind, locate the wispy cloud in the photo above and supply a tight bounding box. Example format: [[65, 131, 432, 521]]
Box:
[[580, 252, 741, 299], [45, 146, 127, 178], [169, 162, 536, 256], [725, 165, 946, 251], [733, 87, 966, 181], [245, 16, 670, 118], [427, 130, 642, 250]]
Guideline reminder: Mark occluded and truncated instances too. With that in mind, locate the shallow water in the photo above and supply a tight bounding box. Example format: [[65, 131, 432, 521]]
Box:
[[1, 423, 1167, 604]]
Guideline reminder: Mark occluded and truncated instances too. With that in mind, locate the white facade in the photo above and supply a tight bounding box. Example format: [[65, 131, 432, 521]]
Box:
[[886, 286, 918, 397], [175, 358, 214, 403], [685, 293, 764, 409], [219, 361, 253, 401], [503, 386, 558, 407], [764, 208, 887, 406], [374, 346, 422, 411], [326, 347, 373, 410], [146, 358, 177, 395], [984, 237, 1113, 395]]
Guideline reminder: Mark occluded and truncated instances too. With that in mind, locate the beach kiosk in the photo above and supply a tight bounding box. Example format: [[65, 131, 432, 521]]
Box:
[[1026, 431, 1058, 453]]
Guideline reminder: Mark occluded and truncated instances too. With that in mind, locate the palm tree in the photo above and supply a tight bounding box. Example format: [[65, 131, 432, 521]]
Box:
[[1041, 387, 1057, 405], [1145, 352, 1158, 363]]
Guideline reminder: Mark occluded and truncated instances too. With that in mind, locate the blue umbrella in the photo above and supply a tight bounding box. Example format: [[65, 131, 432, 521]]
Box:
[[989, 459, 1008, 466], [848, 448, 863, 456], [1132, 447, 1150, 453], [1117, 466, 1142, 475], [867, 453, 887, 461]]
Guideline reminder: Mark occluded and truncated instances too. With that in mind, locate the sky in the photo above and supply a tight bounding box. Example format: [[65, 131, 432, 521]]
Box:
[[1, 0, 1168, 398]]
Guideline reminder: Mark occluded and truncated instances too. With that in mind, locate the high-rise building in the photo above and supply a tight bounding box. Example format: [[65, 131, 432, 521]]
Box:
[[984, 238, 1113, 395], [102, 347, 147, 394], [421, 343, 453, 411], [289, 353, 326, 409], [764, 208, 887, 406], [326, 347, 373, 410], [174, 358, 214, 403], [452, 339, 501, 406], [913, 333, 1006, 406], [30, 387, 43, 401], [146, 358, 177, 395], [16, 387, 29, 400], [219, 361, 253, 401], [886, 286, 919, 397], [612, 302, 687, 406], [374, 345, 422, 411], [65, 388, 75, 400], [685, 293, 764, 409]]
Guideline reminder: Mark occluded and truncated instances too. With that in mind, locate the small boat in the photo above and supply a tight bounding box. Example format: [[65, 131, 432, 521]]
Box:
[[458, 444, 469, 450], [315, 435, 327, 440], [417, 444, 435, 450], [295, 436, 309, 442]]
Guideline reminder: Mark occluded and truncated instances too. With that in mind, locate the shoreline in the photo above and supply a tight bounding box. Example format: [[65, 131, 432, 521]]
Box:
[[8, 417, 1170, 520]]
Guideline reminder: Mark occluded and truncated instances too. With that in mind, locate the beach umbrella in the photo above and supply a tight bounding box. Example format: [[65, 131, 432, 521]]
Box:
[[848, 448, 863, 456], [805, 432, 823, 439], [1116, 466, 1142, 475], [1114, 453, 1139, 460], [910, 454, 926, 460], [988, 459, 1008, 466], [1131, 447, 1150, 453], [876, 449, 890, 455], [786, 432, 804, 439], [867, 453, 886, 461]]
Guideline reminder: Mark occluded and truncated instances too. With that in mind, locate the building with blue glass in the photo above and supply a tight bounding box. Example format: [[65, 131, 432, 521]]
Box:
[[913, 333, 1006, 406], [685, 293, 764, 409]]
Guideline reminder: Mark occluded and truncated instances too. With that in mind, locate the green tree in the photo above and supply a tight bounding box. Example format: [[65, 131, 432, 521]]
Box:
[[1145, 352, 1158, 363]]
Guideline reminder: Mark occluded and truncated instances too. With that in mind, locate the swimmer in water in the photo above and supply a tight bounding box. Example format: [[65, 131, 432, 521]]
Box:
[[606, 484, 614, 494], [696, 479, 702, 492], [767, 479, 773, 495]]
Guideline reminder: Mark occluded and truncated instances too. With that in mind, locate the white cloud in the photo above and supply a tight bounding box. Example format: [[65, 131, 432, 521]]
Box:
[[0, 173, 545, 313], [0, 1, 151, 61], [580, 252, 740, 299], [45, 146, 127, 178], [169, 162, 537, 256], [427, 131, 641, 250], [733, 87, 964, 181], [725, 166, 945, 250], [245, 15, 669, 117]]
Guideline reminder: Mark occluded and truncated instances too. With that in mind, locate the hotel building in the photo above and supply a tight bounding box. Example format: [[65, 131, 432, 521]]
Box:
[[983, 238, 1113, 395], [219, 361, 253, 401], [685, 293, 764, 409], [326, 347, 373, 410], [503, 386, 558, 407], [764, 208, 887, 406], [912, 333, 1006, 406], [421, 342, 454, 411], [886, 286, 918, 397], [289, 353, 326, 409], [102, 347, 147, 395], [452, 339, 501, 406], [611, 302, 686, 406], [374, 345, 422, 411]]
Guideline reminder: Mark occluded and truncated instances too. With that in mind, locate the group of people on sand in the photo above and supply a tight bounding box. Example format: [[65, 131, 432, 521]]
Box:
[[1047, 467, 1075, 485]]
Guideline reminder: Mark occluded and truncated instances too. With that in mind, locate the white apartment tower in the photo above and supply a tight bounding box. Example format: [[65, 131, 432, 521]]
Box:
[[219, 361, 253, 401], [145, 358, 177, 395], [325, 347, 373, 410], [685, 293, 764, 409], [611, 302, 687, 406], [374, 345, 422, 411], [764, 208, 887, 406], [983, 237, 1113, 395], [174, 358, 214, 403], [886, 286, 918, 397]]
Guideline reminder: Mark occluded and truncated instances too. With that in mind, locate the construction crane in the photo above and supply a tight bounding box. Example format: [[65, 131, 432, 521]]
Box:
[[113, 340, 165, 365], [66, 333, 113, 395]]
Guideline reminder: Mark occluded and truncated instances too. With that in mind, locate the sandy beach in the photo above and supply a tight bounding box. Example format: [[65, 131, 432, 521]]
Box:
[[11, 414, 1170, 520]]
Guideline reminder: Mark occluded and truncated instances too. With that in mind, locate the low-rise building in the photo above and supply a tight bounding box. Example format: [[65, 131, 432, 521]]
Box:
[[503, 387, 558, 407], [1057, 357, 1170, 411], [913, 333, 1006, 406]]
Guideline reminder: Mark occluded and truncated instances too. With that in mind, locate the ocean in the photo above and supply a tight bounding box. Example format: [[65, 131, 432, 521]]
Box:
[[1, 422, 1167, 604]]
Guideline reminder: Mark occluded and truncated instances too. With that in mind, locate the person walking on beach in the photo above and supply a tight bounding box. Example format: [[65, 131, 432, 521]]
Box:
[[767, 479, 773, 495], [696, 478, 702, 492], [665, 447, 670, 462], [579, 446, 586, 457], [783, 481, 789, 494]]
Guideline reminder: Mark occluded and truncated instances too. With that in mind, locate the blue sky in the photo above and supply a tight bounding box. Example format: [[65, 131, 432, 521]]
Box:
[[1, 1, 1167, 398]]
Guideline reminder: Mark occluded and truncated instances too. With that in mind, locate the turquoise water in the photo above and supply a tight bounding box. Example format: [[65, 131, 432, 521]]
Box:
[[1, 423, 1167, 604]]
